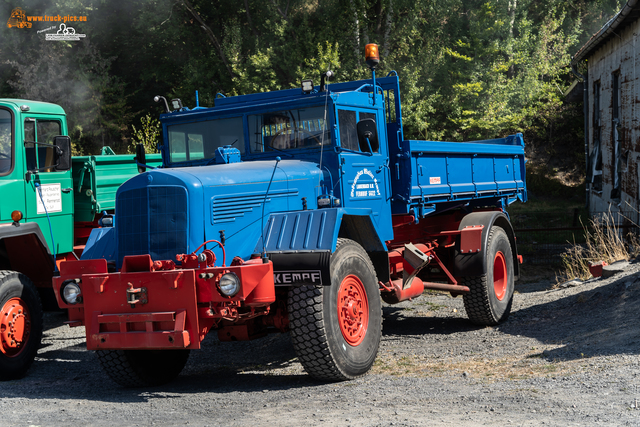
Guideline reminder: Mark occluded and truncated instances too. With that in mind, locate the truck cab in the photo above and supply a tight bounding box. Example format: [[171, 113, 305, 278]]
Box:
[[0, 100, 74, 286], [150, 77, 394, 260], [0, 99, 73, 380]]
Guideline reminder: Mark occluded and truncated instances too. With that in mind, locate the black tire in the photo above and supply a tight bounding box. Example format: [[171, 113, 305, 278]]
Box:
[[288, 238, 382, 381], [96, 349, 190, 387], [462, 226, 514, 325], [0, 271, 43, 381]]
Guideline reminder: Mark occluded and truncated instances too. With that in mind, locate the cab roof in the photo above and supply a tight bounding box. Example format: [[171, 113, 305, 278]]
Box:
[[0, 99, 66, 115]]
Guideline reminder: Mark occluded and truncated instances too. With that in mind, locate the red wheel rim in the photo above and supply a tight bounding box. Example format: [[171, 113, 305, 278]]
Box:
[[337, 274, 369, 346], [1, 297, 30, 357], [493, 251, 508, 301]]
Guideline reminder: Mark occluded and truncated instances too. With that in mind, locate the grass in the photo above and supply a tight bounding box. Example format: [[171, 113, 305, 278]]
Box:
[[556, 208, 640, 282], [371, 351, 574, 381]]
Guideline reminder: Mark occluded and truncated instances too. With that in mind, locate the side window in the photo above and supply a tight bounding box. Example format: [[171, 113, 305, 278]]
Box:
[[0, 109, 13, 175], [25, 119, 61, 172], [360, 112, 379, 153], [338, 110, 358, 151], [338, 109, 379, 153], [24, 119, 35, 142]]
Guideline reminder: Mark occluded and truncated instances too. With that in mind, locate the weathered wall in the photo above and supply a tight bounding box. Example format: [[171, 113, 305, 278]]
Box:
[[587, 20, 640, 221]]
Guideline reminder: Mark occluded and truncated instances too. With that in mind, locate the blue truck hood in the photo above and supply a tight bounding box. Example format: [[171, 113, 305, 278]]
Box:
[[114, 160, 322, 265]]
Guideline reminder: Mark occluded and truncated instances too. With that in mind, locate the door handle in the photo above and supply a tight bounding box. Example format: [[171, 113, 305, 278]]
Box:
[[61, 188, 72, 193]]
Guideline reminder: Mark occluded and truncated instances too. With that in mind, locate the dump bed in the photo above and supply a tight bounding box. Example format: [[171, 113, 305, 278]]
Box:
[[72, 151, 162, 222], [392, 133, 526, 217]]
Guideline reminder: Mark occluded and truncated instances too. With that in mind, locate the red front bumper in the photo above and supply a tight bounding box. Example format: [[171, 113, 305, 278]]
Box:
[[53, 255, 275, 350]]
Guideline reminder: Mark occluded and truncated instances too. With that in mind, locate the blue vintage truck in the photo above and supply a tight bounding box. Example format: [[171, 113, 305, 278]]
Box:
[[54, 44, 526, 387]]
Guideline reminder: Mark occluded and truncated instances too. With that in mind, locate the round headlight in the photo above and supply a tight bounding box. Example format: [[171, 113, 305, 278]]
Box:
[[219, 273, 240, 297], [62, 282, 82, 304]]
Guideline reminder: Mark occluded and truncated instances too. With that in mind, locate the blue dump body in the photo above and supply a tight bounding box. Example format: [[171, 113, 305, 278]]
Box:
[[88, 75, 525, 266], [395, 134, 526, 217]]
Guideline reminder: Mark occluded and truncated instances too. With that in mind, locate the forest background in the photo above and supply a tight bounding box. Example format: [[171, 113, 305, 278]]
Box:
[[0, 0, 626, 186]]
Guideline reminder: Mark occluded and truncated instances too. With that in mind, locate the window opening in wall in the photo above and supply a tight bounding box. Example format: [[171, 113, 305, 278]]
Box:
[[611, 72, 622, 201], [591, 81, 602, 192]]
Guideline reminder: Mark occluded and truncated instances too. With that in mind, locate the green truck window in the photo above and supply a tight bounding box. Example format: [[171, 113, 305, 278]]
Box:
[[0, 109, 12, 175], [25, 119, 61, 172]]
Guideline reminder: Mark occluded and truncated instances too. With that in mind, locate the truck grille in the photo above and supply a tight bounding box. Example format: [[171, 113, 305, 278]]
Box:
[[117, 186, 188, 263]]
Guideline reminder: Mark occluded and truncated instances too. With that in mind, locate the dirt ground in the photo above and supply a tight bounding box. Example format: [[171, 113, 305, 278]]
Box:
[[1, 261, 639, 426]]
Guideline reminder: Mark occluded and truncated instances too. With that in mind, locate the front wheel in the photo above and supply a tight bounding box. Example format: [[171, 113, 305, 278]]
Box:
[[96, 349, 190, 387], [0, 271, 43, 381], [288, 238, 382, 381], [462, 226, 515, 326]]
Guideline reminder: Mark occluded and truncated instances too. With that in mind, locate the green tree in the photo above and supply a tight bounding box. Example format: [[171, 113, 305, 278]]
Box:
[[129, 114, 161, 154]]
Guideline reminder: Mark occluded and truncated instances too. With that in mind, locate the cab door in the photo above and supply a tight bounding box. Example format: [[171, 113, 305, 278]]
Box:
[[23, 116, 74, 256], [0, 106, 26, 223], [337, 107, 393, 242]]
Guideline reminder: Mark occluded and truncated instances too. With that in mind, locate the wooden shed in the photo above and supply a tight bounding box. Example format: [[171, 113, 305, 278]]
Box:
[[571, 0, 640, 219]]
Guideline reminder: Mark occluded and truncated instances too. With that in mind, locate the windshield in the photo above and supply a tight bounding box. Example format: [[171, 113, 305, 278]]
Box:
[[0, 109, 11, 175], [248, 107, 330, 153], [167, 116, 244, 163]]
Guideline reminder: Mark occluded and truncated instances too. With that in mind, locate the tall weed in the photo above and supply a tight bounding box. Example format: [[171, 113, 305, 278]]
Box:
[[558, 209, 639, 282]]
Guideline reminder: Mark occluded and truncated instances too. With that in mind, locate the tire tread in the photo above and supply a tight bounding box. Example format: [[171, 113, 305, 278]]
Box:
[[287, 238, 382, 381], [462, 227, 513, 326]]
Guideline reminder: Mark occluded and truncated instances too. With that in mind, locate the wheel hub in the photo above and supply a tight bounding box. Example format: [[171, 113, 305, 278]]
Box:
[[1, 297, 30, 356], [493, 251, 508, 301], [337, 275, 369, 346]]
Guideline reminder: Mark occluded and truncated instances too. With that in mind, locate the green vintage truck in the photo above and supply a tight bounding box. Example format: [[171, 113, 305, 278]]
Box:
[[0, 99, 160, 380]]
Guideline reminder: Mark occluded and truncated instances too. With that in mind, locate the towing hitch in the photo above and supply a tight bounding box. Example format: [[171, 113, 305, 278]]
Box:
[[126, 283, 147, 308]]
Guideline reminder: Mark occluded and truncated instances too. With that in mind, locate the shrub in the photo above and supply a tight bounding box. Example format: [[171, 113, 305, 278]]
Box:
[[557, 210, 639, 282]]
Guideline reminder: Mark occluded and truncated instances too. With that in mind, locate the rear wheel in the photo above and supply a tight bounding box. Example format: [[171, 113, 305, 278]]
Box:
[[0, 271, 43, 381], [96, 349, 190, 388], [462, 226, 514, 326], [288, 238, 382, 381]]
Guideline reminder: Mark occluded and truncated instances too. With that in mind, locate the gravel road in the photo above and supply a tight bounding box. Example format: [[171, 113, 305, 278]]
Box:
[[2, 261, 639, 426]]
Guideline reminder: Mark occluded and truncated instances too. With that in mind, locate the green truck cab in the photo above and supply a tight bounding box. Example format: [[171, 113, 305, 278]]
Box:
[[0, 99, 159, 380]]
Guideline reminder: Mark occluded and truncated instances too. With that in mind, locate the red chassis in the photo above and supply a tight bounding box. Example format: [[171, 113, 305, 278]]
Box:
[[53, 253, 276, 351]]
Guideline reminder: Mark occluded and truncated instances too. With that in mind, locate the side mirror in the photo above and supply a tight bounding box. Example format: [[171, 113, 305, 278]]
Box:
[[53, 136, 71, 171], [135, 143, 147, 173], [356, 118, 379, 153]]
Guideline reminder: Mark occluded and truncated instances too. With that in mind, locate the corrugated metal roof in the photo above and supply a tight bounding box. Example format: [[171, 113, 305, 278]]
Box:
[[572, 0, 640, 64]]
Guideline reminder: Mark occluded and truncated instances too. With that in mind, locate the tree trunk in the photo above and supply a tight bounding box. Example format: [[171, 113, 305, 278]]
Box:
[[180, 0, 236, 80], [507, 0, 517, 79]]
